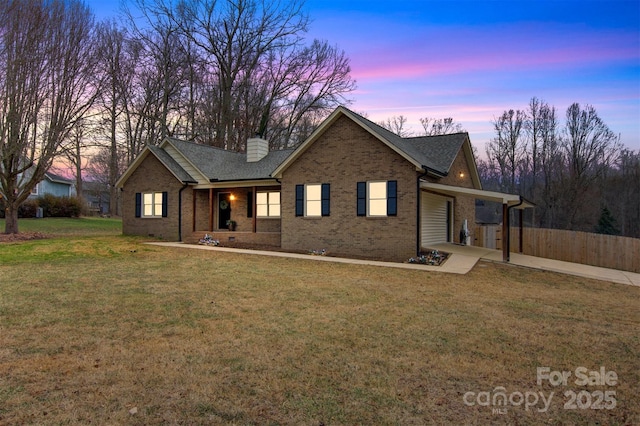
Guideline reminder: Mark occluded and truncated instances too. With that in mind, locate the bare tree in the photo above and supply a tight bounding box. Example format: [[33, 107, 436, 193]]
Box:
[[128, 0, 355, 151], [257, 39, 356, 148], [0, 0, 98, 233], [486, 109, 526, 193], [419, 117, 464, 136], [607, 149, 640, 237], [57, 119, 95, 212], [561, 103, 621, 228], [537, 103, 564, 228], [378, 115, 412, 137]]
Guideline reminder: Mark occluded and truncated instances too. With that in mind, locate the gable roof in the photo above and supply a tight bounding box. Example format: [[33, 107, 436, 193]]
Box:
[[44, 172, 73, 185], [271, 106, 481, 187], [116, 138, 294, 188], [165, 138, 293, 182], [117, 106, 482, 189]]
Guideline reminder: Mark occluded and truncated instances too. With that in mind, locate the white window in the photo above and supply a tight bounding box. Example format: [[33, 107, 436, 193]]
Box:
[[143, 192, 164, 217], [305, 184, 322, 217], [368, 181, 387, 216], [256, 192, 281, 217], [31, 184, 39, 195]]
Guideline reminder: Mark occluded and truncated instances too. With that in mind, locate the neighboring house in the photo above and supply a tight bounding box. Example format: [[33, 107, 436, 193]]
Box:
[[116, 106, 531, 262], [82, 181, 111, 215], [29, 172, 75, 199]]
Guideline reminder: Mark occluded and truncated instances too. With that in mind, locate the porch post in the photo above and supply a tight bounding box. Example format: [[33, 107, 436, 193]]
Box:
[[252, 186, 257, 233], [192, 188, 196, 232], [519, 209, 524, 253], [502, 203, 509, 262], [208, 188, 214, 231]]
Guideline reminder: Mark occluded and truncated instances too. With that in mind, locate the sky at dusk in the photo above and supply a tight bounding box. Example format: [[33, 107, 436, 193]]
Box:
[[88, 0, 640, 154]]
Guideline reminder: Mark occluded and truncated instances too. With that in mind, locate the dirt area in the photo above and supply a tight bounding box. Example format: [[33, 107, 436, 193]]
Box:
[[0, 232, 48, 243]]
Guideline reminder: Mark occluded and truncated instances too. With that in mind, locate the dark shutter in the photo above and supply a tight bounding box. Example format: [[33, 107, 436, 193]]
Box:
[[162, 192, 168, 217], [321, 183, 330, 216], [295, 185, 304, 216], [387, 180, 397, 216], [135, 193, 142, 217], [357, 182, 366, 216], [247, 191, 253, 217]]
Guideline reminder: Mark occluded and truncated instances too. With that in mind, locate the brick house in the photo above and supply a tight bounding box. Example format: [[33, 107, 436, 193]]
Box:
[[116, 106, 529, 262]]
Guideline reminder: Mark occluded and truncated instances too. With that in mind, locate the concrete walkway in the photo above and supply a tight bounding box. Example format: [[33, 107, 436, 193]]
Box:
[[148, 242, 640, 287], [148, 242, 479, 274], [432, 243, 640, 287]]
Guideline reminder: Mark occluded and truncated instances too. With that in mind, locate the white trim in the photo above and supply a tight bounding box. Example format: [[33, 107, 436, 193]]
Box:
[[367, 180, 388, 217], [421, 182, 534, 208], [304, 183, 322, 217], [161, 138, 208, 183], [142, 191, 164, 218], [256, 191, 281, 218], [193, 179, 280, 189]]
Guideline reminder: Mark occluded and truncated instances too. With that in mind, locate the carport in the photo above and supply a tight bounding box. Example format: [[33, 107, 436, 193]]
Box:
[[421, 182, 535, 262]]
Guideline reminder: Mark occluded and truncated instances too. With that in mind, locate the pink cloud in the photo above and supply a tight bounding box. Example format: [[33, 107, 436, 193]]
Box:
[[346, 24, 638, 82]]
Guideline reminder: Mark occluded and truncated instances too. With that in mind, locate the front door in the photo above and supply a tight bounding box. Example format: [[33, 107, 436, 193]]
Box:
[[218, 193, 231, 229]]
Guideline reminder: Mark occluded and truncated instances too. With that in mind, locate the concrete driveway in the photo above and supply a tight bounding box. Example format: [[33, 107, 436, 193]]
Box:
[[431, 243, 640, 287]]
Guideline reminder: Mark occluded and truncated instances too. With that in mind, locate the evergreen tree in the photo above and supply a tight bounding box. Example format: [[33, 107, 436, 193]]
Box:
[[595, 206, 620, 235]]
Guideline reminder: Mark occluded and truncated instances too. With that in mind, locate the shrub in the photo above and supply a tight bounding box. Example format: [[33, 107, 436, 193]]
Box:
[[19, 200, 40, 218], [0, 199, 39, 218], [37, 194, 82, 218], [0, 195, 81, 218]]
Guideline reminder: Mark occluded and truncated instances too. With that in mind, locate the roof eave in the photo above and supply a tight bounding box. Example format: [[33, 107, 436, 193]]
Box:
[[160, 137, 210, 183], [272, 106, 424, 177]]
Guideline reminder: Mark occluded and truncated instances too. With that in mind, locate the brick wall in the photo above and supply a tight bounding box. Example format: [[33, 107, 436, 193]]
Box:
[[438, 148, 477, 243], [191, 186, 282, 234], [122, 153, 185, 240], [281, 115, 419, 262]]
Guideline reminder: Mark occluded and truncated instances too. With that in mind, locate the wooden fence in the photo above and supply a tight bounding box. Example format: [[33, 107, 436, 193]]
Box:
[[474, 226, 640, 273]]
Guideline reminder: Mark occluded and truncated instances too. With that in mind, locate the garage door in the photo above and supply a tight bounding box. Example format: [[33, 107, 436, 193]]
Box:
[[421, 192, 451, 247]]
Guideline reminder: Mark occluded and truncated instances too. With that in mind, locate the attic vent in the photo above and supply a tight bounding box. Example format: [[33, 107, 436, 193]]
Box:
[[247, 137, 269, 162]]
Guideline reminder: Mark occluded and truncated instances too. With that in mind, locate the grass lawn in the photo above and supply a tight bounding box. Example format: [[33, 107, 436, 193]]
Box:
[[0, 218, 638, 424]]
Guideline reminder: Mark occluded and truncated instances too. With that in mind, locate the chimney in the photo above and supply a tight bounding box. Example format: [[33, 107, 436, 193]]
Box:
[[246, 137, 269, 162]]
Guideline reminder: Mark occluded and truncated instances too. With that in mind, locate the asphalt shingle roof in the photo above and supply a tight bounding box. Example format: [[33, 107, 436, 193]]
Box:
[[343, 107, 466, 175], [153, 107, 466, 184], [165, 138, 294, 181], [148, 145, 198, 183]]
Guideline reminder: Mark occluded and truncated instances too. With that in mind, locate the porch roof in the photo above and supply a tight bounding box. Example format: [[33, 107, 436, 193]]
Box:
[[421, 182, 535, 208]]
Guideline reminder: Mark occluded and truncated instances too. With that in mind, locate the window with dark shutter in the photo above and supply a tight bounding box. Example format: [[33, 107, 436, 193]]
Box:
[[321, 183, 330, 216], [162, 192, 168, 217], [387, 180, 397, 216], [295, 185, 304, 216], [247, 191, 253, 217], [357, 182, 367, 216], [135, 193, 142, 218]]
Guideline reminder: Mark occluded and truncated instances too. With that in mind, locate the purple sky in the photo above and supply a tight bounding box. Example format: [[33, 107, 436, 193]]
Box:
[[89, 0, 640, 154]]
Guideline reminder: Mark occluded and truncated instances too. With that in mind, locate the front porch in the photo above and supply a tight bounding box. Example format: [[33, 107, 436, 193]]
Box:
[[187, 185, 282, 248]]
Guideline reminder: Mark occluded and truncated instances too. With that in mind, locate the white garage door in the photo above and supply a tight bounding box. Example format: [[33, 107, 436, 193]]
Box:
[[421, 192, 451, 247]]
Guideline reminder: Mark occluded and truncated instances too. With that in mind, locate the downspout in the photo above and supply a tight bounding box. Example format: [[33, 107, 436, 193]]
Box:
[[178, 183, 190, 242], [416, 167, 429, 257], [504, 196, 524, 262]]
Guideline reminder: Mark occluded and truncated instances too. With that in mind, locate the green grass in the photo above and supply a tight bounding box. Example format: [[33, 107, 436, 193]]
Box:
[[0, 219, 639, 425], [0, 216, 122, 236]]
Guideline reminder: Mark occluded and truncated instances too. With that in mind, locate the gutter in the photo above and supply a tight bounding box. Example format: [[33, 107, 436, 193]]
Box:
[[424, 166, 448, 178], [504, 196, 525, 262], [416, 166, 430, 256], [209, 177, 279, 183]]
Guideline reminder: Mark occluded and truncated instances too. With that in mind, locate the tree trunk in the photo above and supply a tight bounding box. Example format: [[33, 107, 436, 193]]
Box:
[[4, 203, 19, 234]]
